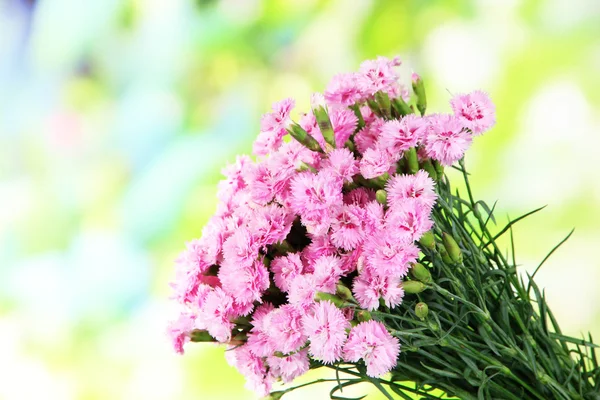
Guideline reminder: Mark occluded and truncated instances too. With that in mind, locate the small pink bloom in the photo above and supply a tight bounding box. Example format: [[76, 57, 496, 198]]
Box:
[[301, 234, 337, 270], [330, 108, 359, 147], [425, 114, 473, 167], [288, 274, 318, 310], [219, 258, 270, 306], [323, 148, 358, 183], [217, 155, 252, 202], [253, 98, 295, 156], [166, 311, 196, 354], [222, 227, 260, 268], [353, 267, 404, 310], [359, 56, 402, 98], [386, 201, 434, 242], [450, 90, 496, 135], [324, 73, 367, 107], [197, 287, 235, 343], [355, 118, 385, 155], [363, 228, 418, 277], [226, 345, 272, 397], [330, 204, 366, 251], [344, 187, 376, 206], [246, 303, 276, 357], [267, 349, 310, 383], [271, 253, 305, 292], [302, 301, 350, 364], [360, 147, 394, 179], [343, 320, 400, 378], [385, 170, 437, 210], [312, 255, 344, 293], [269, 304, 307, 354], [249, 204, 294, 247], [379, 114, 427, 154]]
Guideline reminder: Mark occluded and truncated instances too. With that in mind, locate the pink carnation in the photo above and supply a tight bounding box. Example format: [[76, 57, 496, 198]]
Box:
[[353, 267, 404, 310], [222, 227, 260, 268], [271, 253, 305, 292], [379, 114, 427, 154], [425, 114, 473, 167], [323, 148, 358, 183], [219, 258, 270, 305], [226, 345, 272, 397], [385, 170, 437, 210], [301, 235, 337, 269], [344, 187, 376, 206], [355, 118, 385, 155], [246, 303, 276, 357], [324, 73, 367, 107], [360, 147, 394, 179], [267, 349, 310, 383], [330, 108, 359, 147], [363, 228, 419, 277], [217, 155, 252, 202], [196, 287, 235, 343], [359, 56, 402, 97], [343, 320, 400, 377], [450, 90, 496, 135], [386, 202, 434, 242], [253, 98, 295, 156], [249, 204, 294, 247], [170, 238, 217, 303], [166, 311, 196, 354], [302, 301, 350, 364], [287, 274, 318, 310], [312, 254, 344, 293], [269, 305, 307, 354], [330, 204, 366, 251]]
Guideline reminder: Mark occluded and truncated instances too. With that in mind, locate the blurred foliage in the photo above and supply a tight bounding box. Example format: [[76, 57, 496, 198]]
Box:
[[0, 0, 599, 399]]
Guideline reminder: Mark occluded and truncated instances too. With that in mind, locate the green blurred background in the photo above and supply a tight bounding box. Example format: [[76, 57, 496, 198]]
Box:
[[1, 0, 599, 398]]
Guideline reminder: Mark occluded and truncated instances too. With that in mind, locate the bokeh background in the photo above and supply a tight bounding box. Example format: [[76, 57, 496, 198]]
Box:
[[1, 0, 599, 399]]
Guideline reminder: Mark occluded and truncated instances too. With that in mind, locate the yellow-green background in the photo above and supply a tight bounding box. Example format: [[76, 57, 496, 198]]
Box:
[[1, 0, 599, 399]]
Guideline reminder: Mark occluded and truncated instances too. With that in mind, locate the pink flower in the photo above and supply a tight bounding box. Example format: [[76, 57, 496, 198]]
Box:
[[249, 204, 294, 247], [217, 155, 252, 202], [360, 147, 394, 179], [269, 305, 307, 354], [330, 204, 366, 251], [323, 148, 358, 183], [253, 98, 295, 156], [385, 170, 437, 210], [344, 187, 376, 206], [267, 349, 310, 383], [219, 258, 270, 305], [450, 90, 496, 135], [353, 267, 404, 310], [359, 56, 402, 97], [379, 114, 427, 154], [312, 255, 344, 293], [222, 227, 260, 268], [355, 118, 385, 155], [386, 202, 434, 243], [271, 253, 305, 292], [226, 345, 272, 397], [324, 73, 367, 107], [301, 235, 337, 269], [243, 160, 290, 206], [330, 108, 359, 147], [425, 114, 473, 167], [343, 320, 400, 377], [363, 228, 419, 277], [166, 311, 196, 354], [197, 287, 235, 343], [302, 301, 350, 364], [362, 200, 385, 235], [170, 238, 217, 303], [288, 274, 318, 310], [246, 303, 276, 357]]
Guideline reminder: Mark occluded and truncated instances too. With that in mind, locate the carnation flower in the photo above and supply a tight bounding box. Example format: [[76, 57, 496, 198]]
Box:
[[323, 148, 358, 183], [270, 253, 305, 292], [355, 118, 385, 154], [312, 254, 344, 293], [363, 228, 419, 277], [379, 114, 427, 154], [253, 98, 295, 156], [268, 304, 307, 354], [360, 147, 394, 179], [343, 320, 400, 378], [267, 349, 310, 383], [324, 72, 367, 107], [219, 258, 270, 305], [302, 301, 350, 364], [385, 201, 434, 243], [353, 267, 404, 310], [330, 204, 366, 251], [450, 90, 496, 135], [167, 311, 196, 354], [330, 108, 359, 147], [196, 287, 235, 343], [385, 170, 437, 210], [359, 56, 402, 97], [246, 303, 276, 357], [226, 345, 272, 397], [425, 114, 473, 167]]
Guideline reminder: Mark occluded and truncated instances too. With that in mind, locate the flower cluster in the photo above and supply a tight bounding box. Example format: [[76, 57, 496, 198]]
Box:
[[167, 56, 495, 397]]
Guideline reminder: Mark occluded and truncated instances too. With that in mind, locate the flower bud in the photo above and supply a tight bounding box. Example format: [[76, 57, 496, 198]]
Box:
[[391, 96, 413, 116], [404, 147, 419, 174], [439, 245, 453, 264], [420, 159, 437, 181], [312, 104, 336, 148], [335, 283, 354, 301], [262, 391, 285, 400], [411, 72, 427, 116], [419, 230, 436, 250], [189, 330, 216, 343], [415, 302, 429, 319], [376, 189, 387, 205], [287, 123, 323, 153], [401, 280, 427, 294], [432, 159, 444, 180], [410, 263, 432, 284], [357, 310, 372, 322], [442, 232, 463, 263], [315, 292, 345, 307], [375, 91, 391, 118]]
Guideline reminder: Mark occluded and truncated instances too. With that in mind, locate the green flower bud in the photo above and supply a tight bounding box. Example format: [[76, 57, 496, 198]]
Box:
[[432, 159, 444, 180], [415, 302, 429, 319], [335, 283, 354, 301], [262, 391, 285, 400], [189, 330, 216, 342], [410, 263, 432, 284], [376, 189, 387, 205], [411, 72, 427, 116], [419, 230, 436, 250], [315, 292, 345, 307], [438, 244, 453, 264], [375, 91, 391, 118], [420, 159, 437, 181], [404, 147, 419, 174], [287, 123, 323, 153], [401, 280, 427, 294], [442, 232, 463, 263], [391, 97, 413, 116], [367, 98, 383, 118], [357, 310, 372, 322], [312, 105, 336, 148]]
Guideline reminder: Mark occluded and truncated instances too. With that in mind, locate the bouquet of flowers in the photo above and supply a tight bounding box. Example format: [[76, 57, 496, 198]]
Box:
[[167, 56, 600, 399]]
